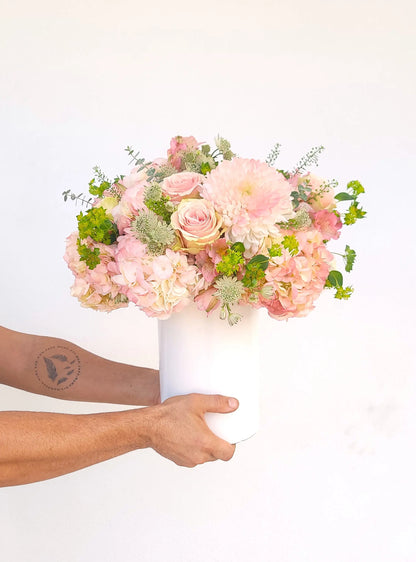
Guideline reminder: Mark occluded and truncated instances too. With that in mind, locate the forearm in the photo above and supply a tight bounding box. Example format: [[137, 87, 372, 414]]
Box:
[[0, 327, 159, 406], [0, 409, 151, 487]]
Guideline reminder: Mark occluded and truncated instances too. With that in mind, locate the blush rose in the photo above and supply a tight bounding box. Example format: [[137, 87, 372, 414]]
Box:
[[170, 199, 223, 254]]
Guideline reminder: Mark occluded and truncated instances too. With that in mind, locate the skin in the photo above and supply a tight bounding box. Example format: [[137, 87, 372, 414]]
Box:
[[0, 326, 238, 487]]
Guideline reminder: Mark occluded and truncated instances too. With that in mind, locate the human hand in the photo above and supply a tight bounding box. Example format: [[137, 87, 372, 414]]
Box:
[[145, 393, 239, 467]]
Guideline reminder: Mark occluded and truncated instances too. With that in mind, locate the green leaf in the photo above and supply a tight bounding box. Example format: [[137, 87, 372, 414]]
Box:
[[231, 242, 245, 254], [344, 245, 356, 272], [335, 192, 355, 201], [327, 270, 343, 287], [247, 254, 269, 271]]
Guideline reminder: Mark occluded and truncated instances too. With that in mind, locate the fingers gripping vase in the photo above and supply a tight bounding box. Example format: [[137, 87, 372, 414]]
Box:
[[158, 304, 260, 444]]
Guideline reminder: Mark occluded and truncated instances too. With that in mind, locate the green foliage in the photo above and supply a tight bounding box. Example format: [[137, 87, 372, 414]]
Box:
[[291, 180, 312, 209], [216, 247, 245, 276], [325, 270, 353, 300], [265, 143, 281, 167], [277, 169, 291, 179], [77, 207, 119, 245], [125, 146, 147, 168], [282, 235, 299, 256], [344, 203, 367, 225], [347, 180, 365, 197], [242, 255, 269, 288], [326, 270, 343, 287], [335, 286, 354, 300], [268, 244, 282, 258], [88, 178, 111, 198], [144, 183, 174, 223], [62, 190, 93, 207], [292, 145, 325, 175], [231, 242, 245, 254], [335, 179, 366, 226], [344, 245, 356, 272], [77, 239, 100, 270], [335, 192, 355, 202]]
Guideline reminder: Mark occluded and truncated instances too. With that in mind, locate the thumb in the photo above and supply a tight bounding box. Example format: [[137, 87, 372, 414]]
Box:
[[198, 394, 239, 414]]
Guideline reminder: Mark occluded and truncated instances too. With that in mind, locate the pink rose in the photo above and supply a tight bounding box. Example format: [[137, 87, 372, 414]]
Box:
[[171, 199, 223, 254], [313, 210, 342, 240], [161, 172, 204, 204]]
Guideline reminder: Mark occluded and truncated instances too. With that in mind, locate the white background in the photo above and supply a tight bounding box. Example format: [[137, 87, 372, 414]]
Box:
[[1, 1, 415, 560]]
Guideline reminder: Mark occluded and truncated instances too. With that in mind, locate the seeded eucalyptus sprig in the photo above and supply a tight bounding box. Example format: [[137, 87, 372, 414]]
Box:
[[62, 190, 93, 207]]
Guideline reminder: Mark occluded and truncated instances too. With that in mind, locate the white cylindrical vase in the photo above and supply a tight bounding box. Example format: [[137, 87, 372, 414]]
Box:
[[158, 303, 260, 444]]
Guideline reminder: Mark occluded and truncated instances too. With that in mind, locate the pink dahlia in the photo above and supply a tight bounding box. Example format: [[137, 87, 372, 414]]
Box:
[[200, 158, 294, 256]]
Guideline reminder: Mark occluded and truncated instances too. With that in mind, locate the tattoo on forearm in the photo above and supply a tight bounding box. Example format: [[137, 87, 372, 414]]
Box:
[[35, 346, 80, 391]]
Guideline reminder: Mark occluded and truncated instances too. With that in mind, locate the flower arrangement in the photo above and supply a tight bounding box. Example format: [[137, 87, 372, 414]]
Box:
[[64, 136, 365, 325]]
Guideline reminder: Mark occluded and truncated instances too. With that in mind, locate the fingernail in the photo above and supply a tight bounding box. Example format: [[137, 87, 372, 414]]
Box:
[[228, 398, 238, 409]]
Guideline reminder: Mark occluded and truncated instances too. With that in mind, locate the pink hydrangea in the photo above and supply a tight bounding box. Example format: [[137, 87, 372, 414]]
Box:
[[200, 158, 294, 256], [109, 167, 148, 234], [64, 232, 128, 312], [112, 233, 201, 318], [260, 228, 334, 320]]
